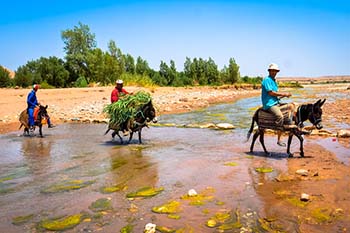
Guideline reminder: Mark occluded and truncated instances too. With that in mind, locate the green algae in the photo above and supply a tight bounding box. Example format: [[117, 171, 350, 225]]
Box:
[[181, 188, 215, 206], [215, 201, 225, 206], [224, 162, 238, 166], [255, 167, 274, 173], [156, 225, 176, 233], [152, 200, 181, 214], [286, 197, 309, 208], [218, 222, 242, 231], [89, 198, 112, 212], [38, 214, 84, 231], [12, 214, 34, 225], [311, 208, 332, 223], [168, 214, 181, 219], [0, 166, 29, 182], [41, 179, 95, 194], [206, 209, 242, 231], [100, 182, 127, 194], [120, 224, 133, 233], [126, 186, 164, 198], [0, 182, 15, 194]]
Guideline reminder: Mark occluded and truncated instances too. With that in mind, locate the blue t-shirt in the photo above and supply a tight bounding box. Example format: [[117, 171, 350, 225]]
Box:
[[27, 90, 38, 109], [261, 76, 279, 110]]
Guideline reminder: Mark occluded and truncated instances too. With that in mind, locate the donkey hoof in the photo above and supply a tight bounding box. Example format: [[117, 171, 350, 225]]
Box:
[[300, 153, 304, 158], [288, 153, 294, 158]]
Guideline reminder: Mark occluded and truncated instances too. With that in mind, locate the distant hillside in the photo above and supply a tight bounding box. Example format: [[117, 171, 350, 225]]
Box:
[[0, 66, 15, 79], [278, 75, 350, 84]]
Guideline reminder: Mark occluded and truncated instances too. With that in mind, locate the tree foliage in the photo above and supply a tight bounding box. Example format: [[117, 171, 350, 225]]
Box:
[[5, 22, 246, 88], [0, 66, 12, 87]]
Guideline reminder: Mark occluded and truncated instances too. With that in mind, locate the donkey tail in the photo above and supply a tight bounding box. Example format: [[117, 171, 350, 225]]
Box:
[[19, 123, 23, 129], [246, 109, 259, 142]]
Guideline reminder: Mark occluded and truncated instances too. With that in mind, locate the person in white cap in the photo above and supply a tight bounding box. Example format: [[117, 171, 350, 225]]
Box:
[[261, 63, 295, 146], [111, 79, 130, 103], [110, 79, 132, 135]]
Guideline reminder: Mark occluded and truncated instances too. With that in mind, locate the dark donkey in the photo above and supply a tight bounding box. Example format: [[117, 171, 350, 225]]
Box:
[[19, 105, 49, 137], [247, 99, 326, 157], [105, 100, 157, 144]]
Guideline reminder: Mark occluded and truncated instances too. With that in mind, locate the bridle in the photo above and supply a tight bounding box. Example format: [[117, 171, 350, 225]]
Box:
[[295, 104, 322, 128]]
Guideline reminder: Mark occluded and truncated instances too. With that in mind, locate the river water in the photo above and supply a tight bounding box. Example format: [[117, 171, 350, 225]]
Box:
[[0, 87, 349, 232]]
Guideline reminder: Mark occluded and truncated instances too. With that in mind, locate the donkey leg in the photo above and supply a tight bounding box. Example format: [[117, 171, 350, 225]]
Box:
[[116, 131, 124, 144], [138, 129, 143, 144], [250, 131, 260, 153], [259, 131, 270, 156], [287, 134, 294, 157], [39, 125, 43, 137], [294, 133, 304, 157], [127, 132, 134, 144]]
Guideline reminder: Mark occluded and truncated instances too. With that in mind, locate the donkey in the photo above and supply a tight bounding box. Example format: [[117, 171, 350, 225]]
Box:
[[247, 99, 326, 157], [19, 105, 49, 137], [105, 100, 157, 144]]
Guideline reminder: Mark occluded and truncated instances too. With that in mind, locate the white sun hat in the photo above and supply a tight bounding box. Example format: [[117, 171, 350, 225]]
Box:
[[268, 63, 280, 71], [116, 79, 123, 84]]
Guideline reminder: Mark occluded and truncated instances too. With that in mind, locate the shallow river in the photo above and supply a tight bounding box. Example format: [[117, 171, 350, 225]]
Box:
[[0, 87, 349, 232]]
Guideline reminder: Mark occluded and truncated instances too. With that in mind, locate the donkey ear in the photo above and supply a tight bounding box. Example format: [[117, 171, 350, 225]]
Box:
[[315, 99, 321, 105], [320, 99, 326, 107], [45, 105, 48, 109]]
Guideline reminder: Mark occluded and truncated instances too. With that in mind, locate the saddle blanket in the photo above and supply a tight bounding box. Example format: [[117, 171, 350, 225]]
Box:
[[257, 103, 296, 130]]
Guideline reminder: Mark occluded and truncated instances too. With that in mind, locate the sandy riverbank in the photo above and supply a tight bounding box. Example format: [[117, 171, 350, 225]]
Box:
[[0, 85, 260, 134]]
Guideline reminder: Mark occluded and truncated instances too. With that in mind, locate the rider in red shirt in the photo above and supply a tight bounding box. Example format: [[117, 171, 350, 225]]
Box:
[[110, 79, 132, 135], [111, 79, 129, 103]]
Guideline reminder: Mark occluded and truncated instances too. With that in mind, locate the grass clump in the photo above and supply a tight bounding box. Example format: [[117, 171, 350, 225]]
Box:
[[103, 91, 152, 127]]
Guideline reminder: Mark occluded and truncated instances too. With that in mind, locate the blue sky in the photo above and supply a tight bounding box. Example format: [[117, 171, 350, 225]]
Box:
[[1, 0, 349, 77]]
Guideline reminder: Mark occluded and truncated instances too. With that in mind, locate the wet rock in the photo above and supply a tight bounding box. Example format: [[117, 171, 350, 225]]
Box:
[[144, 223, 156, 233], [300, 193, 310, 201], [216, 123, 235, 130], [296, 169, 308, 176], [187, 189, 197, 196], [337, 129, 350, 138]]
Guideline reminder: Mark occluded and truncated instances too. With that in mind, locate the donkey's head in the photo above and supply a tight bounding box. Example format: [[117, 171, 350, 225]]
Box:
[[143, 101, 157, 123], [307, 99, 326, 130], [38, 105, 49, 120]]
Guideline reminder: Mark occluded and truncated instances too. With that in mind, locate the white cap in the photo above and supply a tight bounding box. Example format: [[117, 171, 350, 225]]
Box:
[[116, 79, 123, 84], [268, 63, 280, 71]]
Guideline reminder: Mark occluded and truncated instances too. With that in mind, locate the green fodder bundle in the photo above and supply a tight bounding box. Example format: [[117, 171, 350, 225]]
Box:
[[103, 91, 152, 127]]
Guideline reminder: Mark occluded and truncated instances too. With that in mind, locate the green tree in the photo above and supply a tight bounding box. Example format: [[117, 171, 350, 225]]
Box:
[[37, 57, 69, 87], [206, 57, 219, 85], [61, 22, 97, 83], [135, 56, 150, 76], [108, 40, 125, 81], [124, 54, 135, 74], [14, 65, 34, 87], [227, 58, 240, 84], [0, 66, 11, 87]]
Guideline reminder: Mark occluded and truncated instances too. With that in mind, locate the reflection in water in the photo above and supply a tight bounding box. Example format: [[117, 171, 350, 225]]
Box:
[[20, 138, 52, 176]]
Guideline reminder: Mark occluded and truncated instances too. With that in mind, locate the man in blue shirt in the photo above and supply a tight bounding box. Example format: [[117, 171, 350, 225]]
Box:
[[27, 84, 55, 131], [27, 84, 40, 131], [261, 63, 295, 146]]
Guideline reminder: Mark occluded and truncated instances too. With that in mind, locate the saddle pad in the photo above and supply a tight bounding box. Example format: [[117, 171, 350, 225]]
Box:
[[257, 104, 295, 130], [34, 106, 40, 121]]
